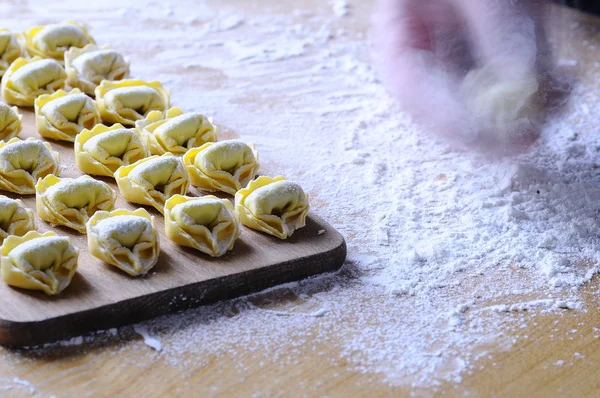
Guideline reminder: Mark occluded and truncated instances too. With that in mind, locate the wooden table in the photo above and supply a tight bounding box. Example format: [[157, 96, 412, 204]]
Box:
[[0, 2, 600, 397]]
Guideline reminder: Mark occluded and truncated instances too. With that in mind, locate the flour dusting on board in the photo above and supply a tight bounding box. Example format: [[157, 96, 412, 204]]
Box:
[[2, 0, 600, 392]]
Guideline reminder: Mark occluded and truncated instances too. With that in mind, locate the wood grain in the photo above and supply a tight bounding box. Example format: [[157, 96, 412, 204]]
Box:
[[0, 110, 346, 346]]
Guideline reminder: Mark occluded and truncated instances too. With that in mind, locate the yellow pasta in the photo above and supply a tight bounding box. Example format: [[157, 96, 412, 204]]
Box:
[[0, 29, 23, 77], [0, 196, 35, 245], [36, 174, 116, 233], [95, 79, 170, 126], [23, 21, 95, 62], [115, 153, 189, 214], [1, 230, 78, 295], [183, 140, 258, 195], [0, 102, 22, 141], [87, 208, 159, 276], [75, 123, 147, 178], [0, 137, 60, 194], [136, 107, 216, 155], [1, 57, 66, 106], [164, 195, 240, 257], [235, 176, 309, 239], [35, 88, 100, 142], [65, 44, 130, 96]]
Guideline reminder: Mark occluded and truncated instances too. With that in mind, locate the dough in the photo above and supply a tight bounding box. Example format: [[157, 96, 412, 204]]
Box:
[[0, 102, 22, 141], [87, 208, 159, 276], [235, 176, 309, 239], [35, 88, 100, 142], [1, 57, 67, 106], [136, 107, 217, 155], [23, 21, 95, 62], [164, 194, 240, 257], [0, 196, 35, 245], [1, 230, 79, 295], [0, 29, 23, 77], [182, 140, 259, 195], [75, 123, 147, 177]]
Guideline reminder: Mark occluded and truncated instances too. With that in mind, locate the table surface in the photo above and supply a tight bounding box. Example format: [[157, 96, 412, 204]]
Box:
[[0, 1, 599, 397]]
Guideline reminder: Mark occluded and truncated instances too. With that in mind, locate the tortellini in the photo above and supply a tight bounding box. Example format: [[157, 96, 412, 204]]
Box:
[[35, 89, 100, 142], [0, 196, 35, 245], [165, 195, 240, 257], [183, 140, 258, 195], [235, 176, 309, 239], [0, 102, 22, 141], [65, 44, 130, 96], [115, 154, 189, 214], [1, 57, 67, 106], [87, 208, 159, 276], [23, 21, 95, 62], [0, 137, 60, 194], [0, 230, 78, 295], [36, 174, 117, 233], [0, 29, 23, 77], [95, 79, 170, 126], [136, 107, 217, 155], [75, 123, 147, 177]]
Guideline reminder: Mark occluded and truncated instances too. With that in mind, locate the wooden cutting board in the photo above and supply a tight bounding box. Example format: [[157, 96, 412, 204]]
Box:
[[0, 111, 346, 347]]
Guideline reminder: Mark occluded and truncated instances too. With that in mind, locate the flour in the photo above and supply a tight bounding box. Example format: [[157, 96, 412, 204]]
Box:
[[133, 325, 162, 352]]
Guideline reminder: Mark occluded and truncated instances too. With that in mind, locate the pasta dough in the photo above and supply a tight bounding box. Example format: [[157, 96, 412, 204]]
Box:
[[183, 140, 258, 195], [75, 123, 147, 177], [164, 195, 240, 257], [65, 44, 130, 96], [1, 57, 67, 106], [35, 88, 100, 142], [0, 102, 22, 141], [0, 196, 35, 245], [235, 176, 309, 239], [36, 174, 117, 233], [0, 29, 23, 77], [1, 230, 78, 295], [23, 21, 95, 62], [115, 154, 189, 214], [87, 208, 159, 276], [0, 137, 60, 194], [136, 107, 217, 155], [95, 79, 170, 126]]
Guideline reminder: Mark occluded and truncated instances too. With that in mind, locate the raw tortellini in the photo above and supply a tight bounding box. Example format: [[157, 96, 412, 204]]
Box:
[[0, 196, 35, 245], [23, 21, 95, 62], [1, 57, 67, 106], [87, 208, 159, 276], [0, 230, 78, 295], [0, 102, 22, 141], [36, 174, 117, 233], [0, 137, 60, 194], [65, 44, 130, 96], [235, 176, 309, 239], [183, 140, 258, 195], [165, 195, 240, 257], [75, 123, 147, 177], [136, 107, 216, 155], [0, 29, 23, 77], [115, 154, 189, 214], [35, 88, 100, 142], [95, 79, 170, 126]]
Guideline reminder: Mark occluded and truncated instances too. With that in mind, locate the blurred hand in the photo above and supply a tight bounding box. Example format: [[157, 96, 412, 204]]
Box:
[[374, 0, 568, 152]]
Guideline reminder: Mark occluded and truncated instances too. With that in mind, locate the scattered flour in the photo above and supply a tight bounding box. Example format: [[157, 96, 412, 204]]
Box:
[[133, 325, 163, 352]]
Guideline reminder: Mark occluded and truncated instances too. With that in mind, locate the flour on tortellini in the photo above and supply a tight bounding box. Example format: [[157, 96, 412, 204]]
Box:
[[75, 123, 147, 178], [35, 89, 100, 142], [0, 102, 22, 141], [0, 137, 60, 194], [23, 21, 95, 62], [87, 208, 159, 276], [1, 57, 66, 106], [165, 195, 240, 257], [183, 140, 258, 195], [0, 196, 35, 245], [95, 79, 170, 126], [0, 29, 23, 77], [235, 176, 309, 239], [36, 174, 116, 233], [0, 230, 78, 295], [115, 154, 189, 214], [136, 107, 216, 155], [65, 44, 130, 96]]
